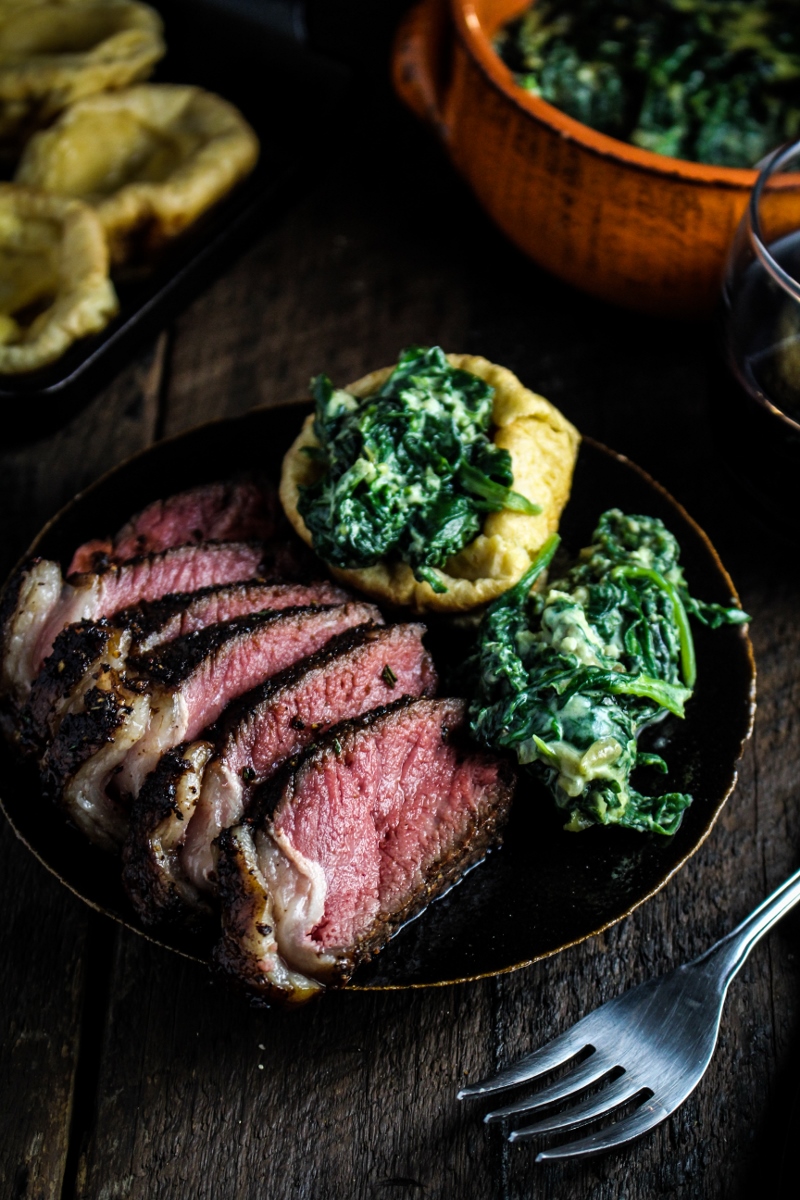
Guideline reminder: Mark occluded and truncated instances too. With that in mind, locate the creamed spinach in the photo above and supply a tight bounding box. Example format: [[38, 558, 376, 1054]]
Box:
[[497, 0, 800, 167], [467, 510, 748, 834], [297, 346, 539, 593]]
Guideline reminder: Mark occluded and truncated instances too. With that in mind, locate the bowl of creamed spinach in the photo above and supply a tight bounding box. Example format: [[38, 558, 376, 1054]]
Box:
[[496, 0, 800, 168]]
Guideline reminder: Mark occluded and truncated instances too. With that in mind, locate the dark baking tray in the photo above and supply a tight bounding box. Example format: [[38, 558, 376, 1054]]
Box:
[[0, 0, 349, 439]]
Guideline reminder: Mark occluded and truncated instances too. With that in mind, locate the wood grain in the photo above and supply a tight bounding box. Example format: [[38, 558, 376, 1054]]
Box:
[[0, 341, 166, 1200], [2, 61, 799, 1200]]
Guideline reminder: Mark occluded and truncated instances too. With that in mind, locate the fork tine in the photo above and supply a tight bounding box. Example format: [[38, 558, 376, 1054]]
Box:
[[507, 1076, 643, 1141], [457, 1026, 592, 1100], [533, 1098, 671, 1161], [484, 1052, 613, 1123]]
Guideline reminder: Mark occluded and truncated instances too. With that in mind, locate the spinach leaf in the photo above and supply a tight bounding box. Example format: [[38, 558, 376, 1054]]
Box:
[[297, 346, 541, 591], [466, 510, 749, 835], [497, 0, 800, 168]]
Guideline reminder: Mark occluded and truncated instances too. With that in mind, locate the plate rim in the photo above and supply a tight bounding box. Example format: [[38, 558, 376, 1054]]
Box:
[[0, 401, 757, 990]]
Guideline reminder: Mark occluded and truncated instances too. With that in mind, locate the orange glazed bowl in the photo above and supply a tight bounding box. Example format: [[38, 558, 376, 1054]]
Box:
[[393, 0, 800, 318]]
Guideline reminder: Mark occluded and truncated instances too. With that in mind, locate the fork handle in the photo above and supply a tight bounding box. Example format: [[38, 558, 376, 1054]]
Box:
[[697, 864, 800, 985]]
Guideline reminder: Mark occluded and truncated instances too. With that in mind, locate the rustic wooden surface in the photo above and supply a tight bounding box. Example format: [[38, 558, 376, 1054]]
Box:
[[2, 50, 800, 1200]]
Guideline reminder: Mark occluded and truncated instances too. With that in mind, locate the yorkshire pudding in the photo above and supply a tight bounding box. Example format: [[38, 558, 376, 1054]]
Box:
[[16, 83, 261, 264], [0, 0, 164, 141], [280, 354, 580, 614], [0, 183, 118, 373]]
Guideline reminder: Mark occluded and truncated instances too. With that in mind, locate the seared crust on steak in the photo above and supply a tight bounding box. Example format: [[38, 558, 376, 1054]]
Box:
[[215, 824, 321, 1005], [25, 579, 351, 750], [123, 621, 436, 926], [43, 601, 381, 850], [122, 742, 216, 926], [2, 541, 275, 705]]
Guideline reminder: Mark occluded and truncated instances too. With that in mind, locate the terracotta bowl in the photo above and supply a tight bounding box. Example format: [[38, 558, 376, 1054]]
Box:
[[393, 0, 800, 317]]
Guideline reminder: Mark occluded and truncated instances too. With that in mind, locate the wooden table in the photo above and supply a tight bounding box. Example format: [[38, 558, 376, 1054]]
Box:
[[2, 63, 800, 1200]]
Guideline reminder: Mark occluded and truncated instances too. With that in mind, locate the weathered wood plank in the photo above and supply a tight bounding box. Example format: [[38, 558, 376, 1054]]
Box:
[[9, 82, 799, 1200], [76, 937, 502, 1200], [0, 340, 167, 1200]]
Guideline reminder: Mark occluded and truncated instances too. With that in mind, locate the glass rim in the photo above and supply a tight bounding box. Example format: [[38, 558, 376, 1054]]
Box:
[[745, 139, 800, 433], [749, 138, 800, 304]]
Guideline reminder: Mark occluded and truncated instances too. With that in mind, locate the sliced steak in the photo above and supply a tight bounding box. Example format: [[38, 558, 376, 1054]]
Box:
[[1, 541, 269, 705], [25, 579, 351, 749], [122, 742, 218, 925], [68, 480, 281, 575], [44, 602, 381, 850], [123, 622, 437, 925], [215, 698, 515, 1003]]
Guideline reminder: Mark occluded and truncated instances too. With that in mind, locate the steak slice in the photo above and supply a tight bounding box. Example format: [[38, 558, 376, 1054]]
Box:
[[1, 541, 269, 705], [25, 579, 350, 749], [215, 698, 515, 1003], [123, 622, 437, 925], [44, 602, 381, 849], [68, 480, 281, 575]]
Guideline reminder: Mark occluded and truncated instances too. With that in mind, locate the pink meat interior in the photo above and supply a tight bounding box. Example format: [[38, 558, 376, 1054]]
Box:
[[178, 604, 381, 743], [35, 542, 266, 675], [225, 624, 435, 783], [272, 699, 504, 953], [138, 580, 350, 651], [68, 482, 277, 575]]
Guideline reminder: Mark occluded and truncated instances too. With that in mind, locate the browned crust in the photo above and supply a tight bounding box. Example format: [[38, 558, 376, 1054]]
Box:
[[214, 824, 322, 1007], [25, 618, 116, 748], [122, 745, 214, 927], [40, 671, 137, 797], [129, 602, 377, 689], [214, 825, 277, 994]]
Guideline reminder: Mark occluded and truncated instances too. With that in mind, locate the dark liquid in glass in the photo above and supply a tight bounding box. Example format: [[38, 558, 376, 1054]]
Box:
[[710, 230, 800, 538]]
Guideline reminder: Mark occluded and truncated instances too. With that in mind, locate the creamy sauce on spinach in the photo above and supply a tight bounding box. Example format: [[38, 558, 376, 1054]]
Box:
[[467, 510, 748, 834], [298, 346, 540, 593], [497, 0, 800, 167]]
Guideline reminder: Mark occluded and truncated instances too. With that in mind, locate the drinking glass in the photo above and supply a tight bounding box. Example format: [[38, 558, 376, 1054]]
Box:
[[714, 140, 800, 536]]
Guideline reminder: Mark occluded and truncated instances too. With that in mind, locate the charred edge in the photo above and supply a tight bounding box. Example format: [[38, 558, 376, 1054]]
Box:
[[213, 828, 315, 1008], [66, 538, 267, 585], [118, 577, 353, 652], [122, 747, 211, 928], [26, 620, 116, 742], [41, 686, 130, 796], [127, 605, 344, 688]]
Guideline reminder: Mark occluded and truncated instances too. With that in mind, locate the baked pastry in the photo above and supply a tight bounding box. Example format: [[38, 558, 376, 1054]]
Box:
[[0, 183, 118, 373], [280, 352, 580, 613], [16, 82, 261, 264], [0, 1, 164, 142]]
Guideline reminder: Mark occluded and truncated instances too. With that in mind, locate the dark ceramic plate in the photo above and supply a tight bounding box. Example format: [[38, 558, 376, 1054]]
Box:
[[0, 404, 756, 988]]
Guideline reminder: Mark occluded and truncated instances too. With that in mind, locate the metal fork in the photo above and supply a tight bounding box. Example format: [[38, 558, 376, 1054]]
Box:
[[458, 865, 800, 1161]]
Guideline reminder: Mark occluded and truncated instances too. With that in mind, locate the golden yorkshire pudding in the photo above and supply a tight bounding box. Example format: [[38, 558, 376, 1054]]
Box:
[[280, 353, 580, 614], [0, 1, 164, 142], [0, 183, 118, 373], [15, 83, 261, 264]]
